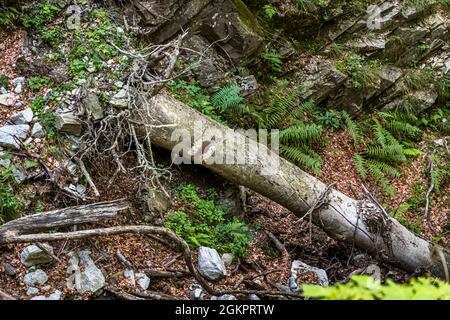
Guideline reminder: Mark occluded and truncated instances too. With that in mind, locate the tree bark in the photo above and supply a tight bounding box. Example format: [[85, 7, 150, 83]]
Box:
[[0, 199, 129, 240], [136, 93, 450, 279]]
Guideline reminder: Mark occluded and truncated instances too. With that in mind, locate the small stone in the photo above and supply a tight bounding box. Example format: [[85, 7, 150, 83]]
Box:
[[135, 272, 150, 290], [26, 287, 39, 296], [55, 112, 82, 136], [197, 246, 227, 281], [20, 244, 54, 267], [0, 93, 15, 107], [31, 290, 61, 300], [3, 262, 16, 276], [14, 83, 23, 94], [434, 138, 446, 147], [0, 124, 29, 149], [192, 288, 203, 300], [23, 269, 48, 286], [364, 264, 381, 281], [11, 108, 33, 124], [13, 168, 27, 184], [290, 260, 329, 288], [82, 92, 103, 121], [66, 250, 105, 293], [0, 87, 7, 95], [124, 268, 136, 287], [221, 253, 233, 267], [114, 81, 123, 88], [12, 77, 25, 85], [31, 123, 45, 138], [249, 294, 260, 300], [109, 89, 128, 108], [211, 294, 237, 300]]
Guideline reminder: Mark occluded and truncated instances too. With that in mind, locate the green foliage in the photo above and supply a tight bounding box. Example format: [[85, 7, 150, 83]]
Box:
[[28, 76, 50, 92], [262, 49, 283, 73], [263, 4, 277, 18], [336, 54, 380, 88], [281, 144, 323, 174], [317, 110, 344, 131], [302, 275, 450, 300], [165, 184, 252, 258], [30, 96, 56, 139], [168, 80, 222, 122], [0, 5, 19, 28], [211, 86, 245, 112], [0, 159, 21, 224], [342, 111, 361, 146], [41, 26, 64, 46], [20, 2, 60, 31]]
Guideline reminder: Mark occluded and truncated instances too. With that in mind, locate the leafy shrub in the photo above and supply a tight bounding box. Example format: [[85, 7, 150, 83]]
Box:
[[0, 5, 19, 28], [0, 159, 21, 224], [165, 184, 252, 258], [302, 275, 450, 300], [263, 4, 277, 18], [336, 54, 380, 88], [28, 76, 50, 92], [317, 110, 344, 131]]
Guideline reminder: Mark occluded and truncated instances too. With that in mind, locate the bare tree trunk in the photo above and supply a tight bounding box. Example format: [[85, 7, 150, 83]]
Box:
[[136, 93, 449, 279]]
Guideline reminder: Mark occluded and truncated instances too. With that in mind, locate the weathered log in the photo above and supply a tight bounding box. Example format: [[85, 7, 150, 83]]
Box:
[[136, 93, 450, 279], [0, 199, 129, 239]]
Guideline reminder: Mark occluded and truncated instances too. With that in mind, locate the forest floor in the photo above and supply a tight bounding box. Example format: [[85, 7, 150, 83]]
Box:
[[0, 5, 449, 300]]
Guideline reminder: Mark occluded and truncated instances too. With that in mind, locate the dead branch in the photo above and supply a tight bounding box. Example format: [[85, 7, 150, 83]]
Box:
[[132, 290, 181, 300], [144, 269, 191, 278], [116, 249, 134, 269], [0, 289, 15, 300], [0, 199, 129, 238], [265, 231, 289, 259], [77, 158, 100, 198], [105, 286, 146, 300]]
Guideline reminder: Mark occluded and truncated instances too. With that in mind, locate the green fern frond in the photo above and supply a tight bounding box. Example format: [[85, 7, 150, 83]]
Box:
[[366, 160, 401, 178], [211, 85, 244, 111], [343, 111, 361, 146], [280, 123, 324, 145], [385, 120, 421, 138], [365, 144, 406, 163], [281, 144, 323, 173], [354, 154, 367, 180]]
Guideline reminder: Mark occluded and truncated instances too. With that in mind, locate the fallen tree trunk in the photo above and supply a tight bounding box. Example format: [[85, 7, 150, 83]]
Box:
[[137, 93, 449, 279], [0, 199, 130, 240]]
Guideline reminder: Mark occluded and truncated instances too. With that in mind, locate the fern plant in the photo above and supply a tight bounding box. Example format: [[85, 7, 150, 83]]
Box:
[[262, 49, 283, 73], [211, 85, 245, 112], [342, 111, 361, 146]]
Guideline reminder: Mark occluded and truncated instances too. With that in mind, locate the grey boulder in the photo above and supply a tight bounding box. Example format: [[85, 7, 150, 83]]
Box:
[[0, 124, 29, 149], [197, 246, 226, 281], [23, 269, 48, 286], [11, 108, 33, 124], [20, 244, 54, 267], [66, 250, 105, 293]]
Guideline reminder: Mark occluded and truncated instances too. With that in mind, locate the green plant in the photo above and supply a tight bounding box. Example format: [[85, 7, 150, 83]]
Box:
[[20, 2, 60, 31], [262, 49, 283, 73], [41, 26, 64, 46], [0, 5, 19, 28], [28, 76, 50, 92], [263, 4, 277, 18], [165, 184, 252, 258], [302, 275, 450, 300], [0, 162, 21, 224], [342, 111, 361, 146], [211, 86, 245, 112], [317, 110, 344, 131], [30, 96, 56, 139], [336, 54, 380, 88]]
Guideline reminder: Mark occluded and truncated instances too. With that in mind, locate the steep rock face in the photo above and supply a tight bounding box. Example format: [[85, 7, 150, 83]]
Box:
[[131, 0, 263, 66]]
